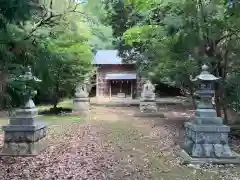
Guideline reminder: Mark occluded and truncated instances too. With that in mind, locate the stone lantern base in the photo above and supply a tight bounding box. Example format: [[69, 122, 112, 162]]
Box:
[[179, 122, 240, 165], [179, 150, 240, 165], [135, 98, 165, 118], [140, 98, 157, 113], [0, 105, 47, 156], [72, 97, 90, 116]]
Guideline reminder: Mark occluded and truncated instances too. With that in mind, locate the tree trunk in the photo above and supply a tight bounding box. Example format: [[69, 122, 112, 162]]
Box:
[[214, 63, 222, 117], [53, 103, 57, 109], [222, 98, 228, 124], [0, 68, 8, 109], [53, 86, 59, 110], [221, 50, 229, 124], [189, 85, 197, 109], [215, 85, 222, 117], [53, 71, 60, 110], [185, 77, 197, 109]]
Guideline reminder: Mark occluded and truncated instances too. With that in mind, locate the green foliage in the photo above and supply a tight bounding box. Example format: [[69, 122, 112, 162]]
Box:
[[0, 0, 95, 109], [226, 72, 240, 112], [35, 26, 93, 107], [102, 0, 240, 118], [0, 0, 33, 24], [84, 0, 115, 52]]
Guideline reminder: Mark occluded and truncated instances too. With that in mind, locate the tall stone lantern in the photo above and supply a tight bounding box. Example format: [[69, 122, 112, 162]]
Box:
[[179, 64, 240, 164], [1, 67, 47, 156]]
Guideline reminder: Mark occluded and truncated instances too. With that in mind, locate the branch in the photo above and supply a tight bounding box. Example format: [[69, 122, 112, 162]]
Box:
[[24, 0, 87, 40], [215, 30, 240, 46], [49, 0, 53, 17]]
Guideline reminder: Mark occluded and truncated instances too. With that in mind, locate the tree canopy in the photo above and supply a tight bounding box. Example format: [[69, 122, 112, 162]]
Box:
[[0, 0, 113, 109], [101, 0, 240, 122], [1, 0, 240, 123]]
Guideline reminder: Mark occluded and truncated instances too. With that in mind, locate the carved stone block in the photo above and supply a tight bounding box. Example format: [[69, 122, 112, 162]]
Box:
[[184, 122, 235, 158], [140, 101, 157, 113], [1, 122, 47, 156], [1, 138, 47, 156], [72, 97, 90, 115], [141, 93, 155, 101], [9, 108, 38, 126]]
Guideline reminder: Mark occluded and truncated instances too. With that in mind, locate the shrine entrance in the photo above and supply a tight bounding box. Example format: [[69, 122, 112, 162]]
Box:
[[105, 73, 137, 99], [108, 79, 136, 98]]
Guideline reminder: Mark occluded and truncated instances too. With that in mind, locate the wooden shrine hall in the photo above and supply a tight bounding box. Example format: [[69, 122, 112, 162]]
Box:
[[94, 50, 142, 98]]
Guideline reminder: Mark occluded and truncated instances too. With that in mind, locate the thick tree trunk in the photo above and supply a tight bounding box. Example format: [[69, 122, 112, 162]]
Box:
[[223, 100, 228, 124], [53, 86, 59, 110], [189, 85, 197, 109], [53, 71, 60, 110], [0, 69, 8, 109], [221, 51, 229, 124], [53, 102, 58, 109], [215, 87, 222, 117], [214, 63, 222, 117], [186, 77, 197, 109]]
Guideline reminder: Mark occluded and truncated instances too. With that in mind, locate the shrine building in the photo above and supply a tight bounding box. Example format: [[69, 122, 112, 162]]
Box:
[[94, 50, 142, 98]]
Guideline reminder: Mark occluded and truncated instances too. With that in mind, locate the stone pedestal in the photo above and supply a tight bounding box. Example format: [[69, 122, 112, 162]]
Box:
[[140, 100, 157, 113], [73, 83, 90, 117], [140, 90, 157, 113], [184, 122, 233, 158], [72, 97, 90, 115], [179, 105, 240, 164], [180, 108, 240, 164], [0, 100, 47, 156]]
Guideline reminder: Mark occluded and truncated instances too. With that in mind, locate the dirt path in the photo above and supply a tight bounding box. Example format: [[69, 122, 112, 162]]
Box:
[[0, 105, 240, 180], [90, 106, 240, 180]]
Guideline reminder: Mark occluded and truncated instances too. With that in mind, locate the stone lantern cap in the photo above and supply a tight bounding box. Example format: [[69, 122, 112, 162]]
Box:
[[19, 66, 42, 82], [191, 64, 221, 82], [16, 66, 42, 107]]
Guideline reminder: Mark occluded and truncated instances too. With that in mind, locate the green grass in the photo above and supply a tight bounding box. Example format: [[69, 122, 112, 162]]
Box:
[[0, 114, 83, 127], [58, 99, 73, 109], [37, 99, 73, 111], [0, 99, 83, 129], [40, 114, 83, 125]]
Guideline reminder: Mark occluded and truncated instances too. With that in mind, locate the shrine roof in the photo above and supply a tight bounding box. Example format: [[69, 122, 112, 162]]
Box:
[[94, 50, 123, 64]]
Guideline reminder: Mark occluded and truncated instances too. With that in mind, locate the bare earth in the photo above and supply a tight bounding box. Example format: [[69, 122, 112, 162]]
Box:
[[0, 105, 240, 180]]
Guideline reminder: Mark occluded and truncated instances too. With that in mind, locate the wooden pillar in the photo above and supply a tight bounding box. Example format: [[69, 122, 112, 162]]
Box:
[[109, 80, 112, 99], [120, 81, 122, 93], [103, 78, 107, 97], [131, 80, 133, 99], [96, 69, 99, 98]]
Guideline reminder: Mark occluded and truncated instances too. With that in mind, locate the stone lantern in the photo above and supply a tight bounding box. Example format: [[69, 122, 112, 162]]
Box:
[[191, 64, 222, 123], [179, 64, 240, 164], [72, 81, 90, 116], [1, 66, 47, 156]]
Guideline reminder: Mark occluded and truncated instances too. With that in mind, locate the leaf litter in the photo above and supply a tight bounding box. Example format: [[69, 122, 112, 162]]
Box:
[[0, 122, 115, 180], [0, 105, 240, 180]]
